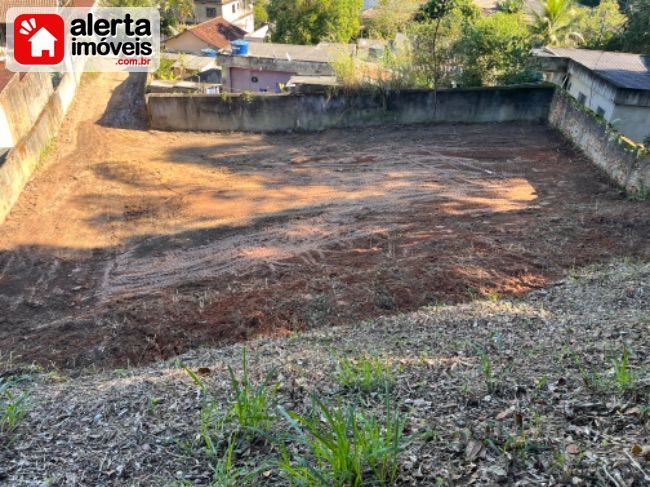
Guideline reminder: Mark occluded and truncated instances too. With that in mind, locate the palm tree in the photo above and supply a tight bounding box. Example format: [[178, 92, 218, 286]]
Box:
[[531, 0, 583, 47]]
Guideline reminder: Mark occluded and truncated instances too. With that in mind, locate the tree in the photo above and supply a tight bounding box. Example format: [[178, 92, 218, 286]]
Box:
[[100, 0, 155, 5], [364, 0, 421, 40], [267, 0, 363, 44], [161, 0, 194, 30], [407, 0, 480, 88], [101, 0, 194, 36], [530, 0, 582, 47], [415, 0, 458, 91], [253, 0, 270, 29], [454, 12, 536, 86], [615, 0, 650, 53], [496, 0, 524, 13], [575, 0, 626, 49]]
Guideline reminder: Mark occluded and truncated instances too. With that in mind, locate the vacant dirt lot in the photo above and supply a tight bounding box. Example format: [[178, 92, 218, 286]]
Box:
[[0, 73, 648, 370]]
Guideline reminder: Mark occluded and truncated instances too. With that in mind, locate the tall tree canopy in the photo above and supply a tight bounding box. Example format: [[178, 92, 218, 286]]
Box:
[[253, 0, 270, 29], [408, 0, 479, 87], [455, 12, 536, 86], [268, 0, 363, 44], [616, 0, 650, 53], [364, 0, 421, 40], [575, 0, 626, 49], [530, 0, 582, 46]]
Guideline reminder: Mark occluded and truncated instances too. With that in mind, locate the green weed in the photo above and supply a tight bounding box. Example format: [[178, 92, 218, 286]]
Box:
[[277, 395, 407, 486], [476, 349, 496, 394], [612, 346, 634, 391], [628, 185, 650, 201], [209, 433, 269, 486], [335, 354, 394, 394], [572, 353, 606, 393], [241, 91, 254, 104], [184, 349, 277, 444], [0, 378, 29, 439]]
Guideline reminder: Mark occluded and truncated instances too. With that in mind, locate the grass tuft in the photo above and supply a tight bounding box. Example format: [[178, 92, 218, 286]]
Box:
[[183, 348, 278, 448], [612, 345, 634, 391], [335, 354, 395, 394], [277, 394, 407, 486], [0, 377, 29, 440]]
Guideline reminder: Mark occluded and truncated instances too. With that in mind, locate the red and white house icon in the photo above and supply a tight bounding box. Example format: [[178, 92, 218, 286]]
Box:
[[13, 14, 65, 66]]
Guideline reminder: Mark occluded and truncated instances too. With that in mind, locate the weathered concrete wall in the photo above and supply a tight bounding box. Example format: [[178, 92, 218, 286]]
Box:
[[147, 85, 555, 132], [0, 71, 82, 224], [612, 104, 650, 144], [549, 89, 650, 193], [0, 73, 54, 146], [230, 66, 293, 93]]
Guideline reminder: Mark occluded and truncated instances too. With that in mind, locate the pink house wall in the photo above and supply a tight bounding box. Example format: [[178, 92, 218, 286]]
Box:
[[229, 67, 294, 93]]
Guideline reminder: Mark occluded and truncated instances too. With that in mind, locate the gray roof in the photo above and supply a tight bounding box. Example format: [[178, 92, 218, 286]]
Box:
[[541, 48, 650, 91], [237, 42, 355, 63], [288, 75, 338, 86], [162, 52, 217, 71]]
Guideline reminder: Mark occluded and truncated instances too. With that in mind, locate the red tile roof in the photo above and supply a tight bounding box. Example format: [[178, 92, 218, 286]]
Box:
[[180, 17, 246, 50]]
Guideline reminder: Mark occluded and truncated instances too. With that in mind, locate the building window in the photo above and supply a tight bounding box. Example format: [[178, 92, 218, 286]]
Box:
[[206, 7, 216, 16], [577, 92, 587, 105], [232, 4, 237, 13], [596, 107, 605, 117]]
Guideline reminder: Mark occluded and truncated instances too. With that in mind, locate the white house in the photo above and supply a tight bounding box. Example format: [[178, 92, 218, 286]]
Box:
[[29, 27, 57, 57], [190, 0, 254, 33], [535, 48, 650, 144]]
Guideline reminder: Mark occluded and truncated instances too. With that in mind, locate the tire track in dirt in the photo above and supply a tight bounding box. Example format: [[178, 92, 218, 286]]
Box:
[[0, 73, 648, 369]]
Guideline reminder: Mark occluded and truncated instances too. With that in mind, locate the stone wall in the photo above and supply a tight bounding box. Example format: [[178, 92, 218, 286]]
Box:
[[548, 89, 650, 193], [147, 85, 555, 132], [0, 71, 82, 223]]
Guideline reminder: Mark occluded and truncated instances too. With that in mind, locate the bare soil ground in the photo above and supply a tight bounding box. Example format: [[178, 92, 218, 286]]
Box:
[[1, 261, 648, 485], [0, 73, 648, 370]]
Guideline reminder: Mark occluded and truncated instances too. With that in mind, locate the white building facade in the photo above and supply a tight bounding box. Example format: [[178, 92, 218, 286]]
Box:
[[192, 0, 254, 33], [536, 48, 650, 144]]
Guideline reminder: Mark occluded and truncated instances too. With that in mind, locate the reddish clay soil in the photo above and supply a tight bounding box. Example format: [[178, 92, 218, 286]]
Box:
[[0, 73, 648, 370]]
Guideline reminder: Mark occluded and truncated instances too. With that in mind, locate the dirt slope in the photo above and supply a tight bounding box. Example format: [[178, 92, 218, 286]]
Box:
[[0, 261, 648, 486]]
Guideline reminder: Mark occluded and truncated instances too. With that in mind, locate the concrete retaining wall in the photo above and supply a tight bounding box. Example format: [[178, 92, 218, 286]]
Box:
[[0, 73, 54, 146], [549, 90, 650, 193], [147, 85, 650, 194], [0, 71, 82, 224], [147, 85, 555, 132]]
